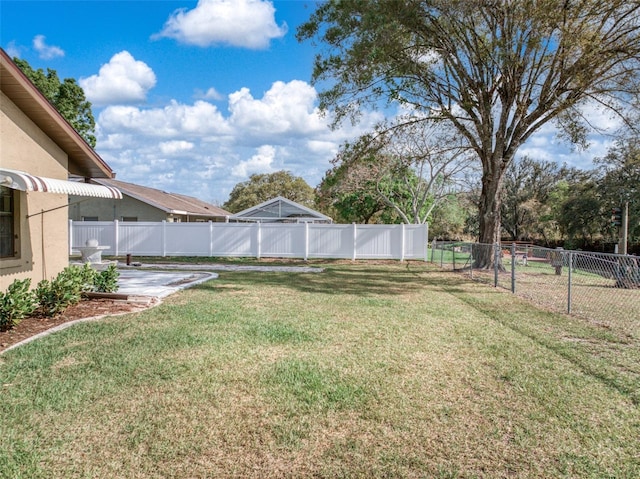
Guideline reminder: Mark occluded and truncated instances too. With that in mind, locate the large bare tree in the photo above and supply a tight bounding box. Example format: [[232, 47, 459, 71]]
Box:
[[328, 119, 475, 224], [298, 0, 640, 266]]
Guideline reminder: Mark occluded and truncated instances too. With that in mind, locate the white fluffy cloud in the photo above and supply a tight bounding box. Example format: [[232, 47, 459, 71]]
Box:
[[159, 140, 195, 155], [33, 35, 64, 60], [228, 80, 328, 139], [195, 87, 224, 101], [80, 51, 156, 106], [231, 145, 277, 177], [94, 79, 385, 203], [98, 100, 229, 137], [154, 0, 287, 49]]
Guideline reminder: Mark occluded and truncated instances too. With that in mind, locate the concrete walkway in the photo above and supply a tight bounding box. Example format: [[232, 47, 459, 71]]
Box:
[[72, 261, 323, 299], [116, 269, 217, 298], [115, 262, 323, 298]]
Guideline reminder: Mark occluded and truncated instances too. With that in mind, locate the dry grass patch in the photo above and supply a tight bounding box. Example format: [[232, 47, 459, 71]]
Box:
[[1, 262, 639, 478]]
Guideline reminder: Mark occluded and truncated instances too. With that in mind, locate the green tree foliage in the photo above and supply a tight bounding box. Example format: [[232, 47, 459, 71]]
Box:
[[558, 176, 604, 247], [298, 0, 640, 264], [223, 171, 315, 213], [501, 157, 563, 242], [317, 159, 389, 223], [13, 57, 96, 147], [595, 133, 640, 243], [318, 119, 474, 224], [428, 193, 474, 240]]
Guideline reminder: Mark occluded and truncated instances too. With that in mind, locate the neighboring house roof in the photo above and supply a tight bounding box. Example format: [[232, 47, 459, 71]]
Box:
[[0, 48, 114, 179], [230, 196, 333, 223], [90, 178, 231, 218]]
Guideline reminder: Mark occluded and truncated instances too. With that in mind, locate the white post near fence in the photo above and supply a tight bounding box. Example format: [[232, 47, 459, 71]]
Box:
[[352, 223, 357, 261], [424, 223, 429, 262], [304, 222, 309, 261], [400, 224, 406, 262], [209, 221, 214, 257], [114, 220, 119, 257], [162, 220, 167, 257], [68, 219, 73, 255], [256, 222, 262, 259]]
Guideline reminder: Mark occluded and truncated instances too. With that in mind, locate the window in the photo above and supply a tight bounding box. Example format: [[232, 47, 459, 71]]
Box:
[[0, 186, 16, 258], [121, 216, 138, 222], [82, 216, 99, 221]]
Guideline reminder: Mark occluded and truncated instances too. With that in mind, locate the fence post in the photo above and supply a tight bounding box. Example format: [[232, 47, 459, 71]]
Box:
[[209, 221, 214, 257], [452, 243, 456, 270], [162, 220, 167, 257], [256, 222, 262, 259], [114, 220, 119, 257], [424, 223, 429, 262], [567, 251, 573, 314], [494, 243, 500, 287], [469, 243, 473, 279], [511, 242, 516, 293], [440, 241, 444, 267], [352, 223, 357, 261], [68, 220, 73, 255], [304, 222, 309, 261], [400, 223, 406, 262]]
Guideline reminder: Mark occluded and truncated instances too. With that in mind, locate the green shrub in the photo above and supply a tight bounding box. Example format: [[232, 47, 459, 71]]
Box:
[[0, 279, 38, 331], [94, 264, 119, 293], [78, 262, 98, 291], [36, 265, 90, 317]]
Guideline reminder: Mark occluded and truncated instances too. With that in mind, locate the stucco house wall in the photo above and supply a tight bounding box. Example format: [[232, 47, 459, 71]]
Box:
[[1, 49, 117, 291], [1, 90, 71, 288], [70, 196, 168, 222]]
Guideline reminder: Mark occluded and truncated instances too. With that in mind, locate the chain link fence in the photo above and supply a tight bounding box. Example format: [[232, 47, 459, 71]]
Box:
[[429, 240, 640, 338]]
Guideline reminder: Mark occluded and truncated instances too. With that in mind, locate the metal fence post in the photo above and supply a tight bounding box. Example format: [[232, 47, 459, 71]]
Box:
[[469, 243, 473, 280], [440, 241, 444, 267], [567, 251, 573, 314], [511, 242, 516, 293], [452, 243, 456, 270], [494, 243, 500, 287]]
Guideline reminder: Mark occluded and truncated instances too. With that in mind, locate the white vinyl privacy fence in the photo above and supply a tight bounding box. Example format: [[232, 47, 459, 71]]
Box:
[[69, 220, 429, 261]]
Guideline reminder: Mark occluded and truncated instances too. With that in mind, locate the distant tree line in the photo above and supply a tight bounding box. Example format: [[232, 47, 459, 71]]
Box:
[[222, 127, 639, 254], [15, 53, 638, 253]]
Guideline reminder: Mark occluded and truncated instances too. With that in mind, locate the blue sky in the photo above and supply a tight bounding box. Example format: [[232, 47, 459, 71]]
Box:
[[1, 0, 618, 205]]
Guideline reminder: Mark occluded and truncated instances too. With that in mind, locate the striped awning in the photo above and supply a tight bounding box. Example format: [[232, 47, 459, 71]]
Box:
[[0, 168, 122, 199]]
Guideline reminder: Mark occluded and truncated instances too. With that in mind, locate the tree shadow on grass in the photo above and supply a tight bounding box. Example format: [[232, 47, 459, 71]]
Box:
[[194, 266, 438, 296], [193, 264, 479, 298]]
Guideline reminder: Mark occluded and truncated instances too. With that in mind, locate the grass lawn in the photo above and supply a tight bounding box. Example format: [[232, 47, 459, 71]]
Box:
[[1, 262, 639, 478]]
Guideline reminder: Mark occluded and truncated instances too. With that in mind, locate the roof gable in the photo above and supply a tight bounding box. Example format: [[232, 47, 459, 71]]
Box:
[[231, 196, 332, 223]]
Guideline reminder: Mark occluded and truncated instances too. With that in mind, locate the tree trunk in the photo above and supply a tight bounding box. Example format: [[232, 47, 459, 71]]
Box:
[[475, 171, 504, 269]]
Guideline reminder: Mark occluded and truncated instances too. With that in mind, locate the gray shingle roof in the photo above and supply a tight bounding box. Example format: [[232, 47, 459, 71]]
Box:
[[91, 178, 231, 218]]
